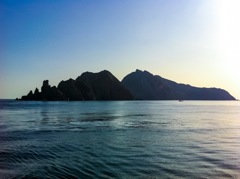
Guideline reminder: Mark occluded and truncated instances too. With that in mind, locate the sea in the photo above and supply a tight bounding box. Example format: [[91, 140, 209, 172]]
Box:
[[0, 100, 239, 178]]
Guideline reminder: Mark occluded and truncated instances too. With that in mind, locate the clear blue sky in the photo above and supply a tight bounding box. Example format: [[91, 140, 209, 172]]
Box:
[[1, 0, 240, 99]]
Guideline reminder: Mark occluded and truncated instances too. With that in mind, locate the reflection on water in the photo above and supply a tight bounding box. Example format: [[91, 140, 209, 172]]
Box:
[[0, 100, 240, 178]]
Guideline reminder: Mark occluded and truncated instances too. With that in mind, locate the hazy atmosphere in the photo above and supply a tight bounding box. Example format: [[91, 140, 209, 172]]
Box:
[[1, 0, 240, 99]]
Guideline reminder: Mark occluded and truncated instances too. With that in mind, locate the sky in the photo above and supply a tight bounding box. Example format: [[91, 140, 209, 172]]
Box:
[[1, 0, 240, 99]]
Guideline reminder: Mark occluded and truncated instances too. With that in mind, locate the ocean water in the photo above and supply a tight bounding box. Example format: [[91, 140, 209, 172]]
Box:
[[0, 100, 239, 178]]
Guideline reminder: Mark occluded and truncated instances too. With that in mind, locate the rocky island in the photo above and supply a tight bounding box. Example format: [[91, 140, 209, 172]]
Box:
[[19, 70, 133, 101], [18, 70, 236, 101], [122, 70, 236, 100]]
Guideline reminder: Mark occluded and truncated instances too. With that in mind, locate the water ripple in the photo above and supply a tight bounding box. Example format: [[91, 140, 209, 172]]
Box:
[[0, 100, 240, 178]]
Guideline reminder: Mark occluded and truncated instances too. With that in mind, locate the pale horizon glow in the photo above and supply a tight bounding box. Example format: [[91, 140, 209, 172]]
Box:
[[1, 0, 240, 99]]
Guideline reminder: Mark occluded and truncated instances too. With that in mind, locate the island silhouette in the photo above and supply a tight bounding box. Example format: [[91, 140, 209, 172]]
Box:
[[17, 70, 236, 101]]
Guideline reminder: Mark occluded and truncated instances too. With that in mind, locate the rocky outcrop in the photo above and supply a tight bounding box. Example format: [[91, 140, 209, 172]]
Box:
[[76, 70, 134, 100], [40, 80, 65, 100], [122, 69, 236, 100], [58, 79, 84, 100], [21, 80, 65, 101], [19, 70, 134, 101]]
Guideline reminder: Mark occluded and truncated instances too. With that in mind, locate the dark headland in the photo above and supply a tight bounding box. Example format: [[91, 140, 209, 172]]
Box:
[[122, 70, 236, 100], [17, 70, 236, 101]]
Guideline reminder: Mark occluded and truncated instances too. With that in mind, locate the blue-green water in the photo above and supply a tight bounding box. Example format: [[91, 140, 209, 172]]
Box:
[[0, 100, 239, 178]]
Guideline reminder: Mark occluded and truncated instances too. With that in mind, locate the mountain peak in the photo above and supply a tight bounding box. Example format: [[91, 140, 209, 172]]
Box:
[[135, 69, 152, 74], [135, 69, 142, 72]]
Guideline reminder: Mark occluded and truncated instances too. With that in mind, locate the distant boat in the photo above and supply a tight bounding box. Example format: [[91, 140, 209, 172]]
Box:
[[179, 99, 183, 102]]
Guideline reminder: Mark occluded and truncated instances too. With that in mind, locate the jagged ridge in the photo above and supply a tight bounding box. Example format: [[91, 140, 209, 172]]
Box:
[[18, 69, 236, 101], [19, 70, 134, 101]]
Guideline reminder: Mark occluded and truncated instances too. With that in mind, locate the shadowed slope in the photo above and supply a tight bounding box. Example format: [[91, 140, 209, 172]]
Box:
[[122, 70, 235, 100], [76, 70, 134, 100]]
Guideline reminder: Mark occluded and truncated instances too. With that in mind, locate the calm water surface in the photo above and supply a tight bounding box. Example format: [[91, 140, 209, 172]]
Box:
[[0, 100, 239, 178]]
